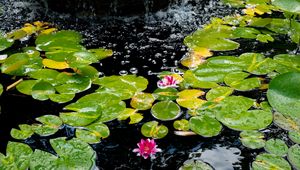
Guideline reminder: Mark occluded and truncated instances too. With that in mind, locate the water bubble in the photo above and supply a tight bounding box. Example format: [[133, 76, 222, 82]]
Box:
[[152, 60, 157, 64], [162, 59, 167, 63], [119, 70, 128, 76], [129, 67, 138, 74], [26, 50, 34, 54]]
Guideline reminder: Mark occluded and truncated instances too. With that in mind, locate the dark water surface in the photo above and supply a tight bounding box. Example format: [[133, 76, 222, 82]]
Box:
[[0, 0, 293, 169]]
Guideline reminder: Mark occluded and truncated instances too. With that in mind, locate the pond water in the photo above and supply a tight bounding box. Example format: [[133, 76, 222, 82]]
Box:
[[0, 0, 294, 169]]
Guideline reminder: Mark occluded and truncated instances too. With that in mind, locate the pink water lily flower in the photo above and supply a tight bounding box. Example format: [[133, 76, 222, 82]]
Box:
[[157, 75, 179, 89], [133, 139, 162, 159]]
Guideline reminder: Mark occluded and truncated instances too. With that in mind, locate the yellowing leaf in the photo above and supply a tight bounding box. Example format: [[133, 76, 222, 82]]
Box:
[[194, 47, 213, 57], [41, 28, 57, 35], [42, 59, 69, 70], [176, 89, 206, 109], [181, 53, 206, 68], [243, 7, 264, 16]]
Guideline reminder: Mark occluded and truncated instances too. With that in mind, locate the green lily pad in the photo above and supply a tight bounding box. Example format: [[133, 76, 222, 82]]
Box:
[[118, 108, 143, 124], [88, 48, 113, 60], [272, 0, 300, 14], [176, 89, 206, 109], [173, 119, 189, 131], [224, 71, 261, 91], [130, 92, 155, 110], [288, 144, 300, 170], [0, 83, 3, 95], [75, 65, 99, 80], [67, 51, 99, 68], [151, 101, 181, 121], [141, 121, 168, 139], [94, 75, 148, 99], [1, 53, 29, 76], [179, 159, 213, 170], [10, 124, 34, 140], [289, 131, 300, 144], [28, 69, 60, 85], [239, 53, 276, 75], [273, 112, 300, 132], [267, 72, 300, 120], [0, 36, 14, 51], [55, 73, 91, 94], [76, 121, 110, 144], [60, 110, 101, 127], [0, 142, 32, 170], [98, 101, 126, 122], [252, 153, 291, 170], [16, 80, 38, 95], [273, 54, 300, 73], [31, 115, 62, 136], [189, 114, 222, 137], [232, 27, 261, 39], [31, 81, 56, 101], [206, 86, 233, 102], [30, 137, 96, 170], [49, 93, 75, 103], [183, 70, 218, 89], [240, 131, 265, 149], [153, 87, 178, 101], [265, 139, 288, 157]]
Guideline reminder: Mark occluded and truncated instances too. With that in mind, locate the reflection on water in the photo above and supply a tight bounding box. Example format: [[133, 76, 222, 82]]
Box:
[[190, 144, 243, 170]]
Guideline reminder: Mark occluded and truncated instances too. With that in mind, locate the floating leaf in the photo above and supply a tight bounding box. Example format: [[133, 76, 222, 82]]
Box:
[[55, 73, 91, 94], [189, 114, 222, 137], [67, 51, 99, 68], [288, 144, 300, 170], [31, 81, 55, 101], [1, 53, 29, 76], [256, 34, 274, 43], [153, 87, 178, 101], [0, 83, 3, 95], [16, 80, 37, 95], [232, 27, 260, 39], [224, 71, 261, 91], [179, 159, 213, 170], [151, 101, 181, 121], [240, 131, 265, 149], [265, 139, 288, 157], [10, 124, 33, 140], [42, 59, 69, 70], [273, 54, 300, 73], [272, 0, 300, 14], [183, 70, 218, 89], [49, 93, 75, 103], [74, 65, 99, 80], [32, 115, 62, 136], [0, 35, 14, 51], [130, 92, 155, 110], [88, 48, 113, 60], [76, 121, 110, 144], [267, 72, 300, 121], [206, 86, 233, 102], [173, 119, 189, 131], [289, 131, 300, 144], [60, 111, 101, 127], [176, 89, 206, 109], [252, 153, 291, 170], [118, 108, 143, 124], [141, 121, 168, 139], [30, 137, 96, 169], [28, 69, 60, 85], [239, 53, 276, 75], [273, 112, 300, 132], [0, 142, 32, 170]]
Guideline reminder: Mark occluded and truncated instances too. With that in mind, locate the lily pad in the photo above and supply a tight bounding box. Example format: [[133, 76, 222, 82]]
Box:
[[0, 142, 32, 170], [88, 48, 113, 60], [1, 53, 29, 76], [240, 131, 265, 149], [0, 83, 3, 95], [141, 121, 168, 139], [130, 92, 155, 110], [287, 144, 300, 170], [252, 153, 291, 170], [76, 121, 110, 144], [173, 119, 189, 131], [272, 0, 300, 14], [118, 108, 143, 124], [267, 72, 300, 120], [49, 93, 75, 103], [0, 36, 14, 51], [30, 137, 96, 170], [31, 81, 56, 101], [55, 73, 91, 94], [189, 114, 222, 137], [289, 131, 300, 144], [239, 53, 276, 75], [31, 115, 62, 136], [16, 80, 38, 95], [264, 139, 288, 157], [273, 112, 300, 132], [28, 69, 60, 85], [153, 88, 178, 101], [224, 71, 261, 91], [10, 124, 34, 140], [179, 159, 213, 170], [176, 89, 206, 109], [183, 70, 218, 89], [151, 101, 181, 121], [206, 86, 233, 102], [273, 54, 300, 73]]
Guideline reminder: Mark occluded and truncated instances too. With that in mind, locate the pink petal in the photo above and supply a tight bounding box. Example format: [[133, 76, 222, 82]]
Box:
[[133, 148, 140, 153]]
